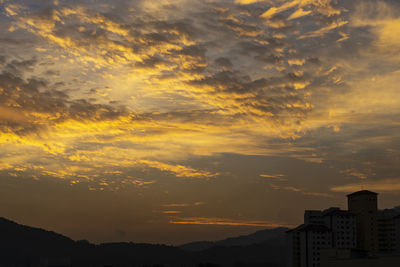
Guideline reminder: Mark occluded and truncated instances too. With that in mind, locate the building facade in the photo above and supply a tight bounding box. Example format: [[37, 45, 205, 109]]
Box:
[[320, 249, 400, 267], [347, 190, 379, 252], [287, 208, 356, 267], [322, 208, 356, 249], [287, 190, 400, 267], [378, 209, 398, 252]]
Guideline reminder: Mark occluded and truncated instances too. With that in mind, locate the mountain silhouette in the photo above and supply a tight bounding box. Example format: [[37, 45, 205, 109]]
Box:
[[0, 217, 287, 267], [180, 227, 288, 251], [0, 217, 77, 266]]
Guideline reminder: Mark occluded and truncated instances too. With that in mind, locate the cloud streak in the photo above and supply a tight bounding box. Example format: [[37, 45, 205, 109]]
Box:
[[169, 217, 295, 228], [331, 178, 400, 193]]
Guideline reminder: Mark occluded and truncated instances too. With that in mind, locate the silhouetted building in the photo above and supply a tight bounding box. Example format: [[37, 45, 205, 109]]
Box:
[[287, 225, 301, 267], [287, 207, 356, 267], [347, 190, 379, 252], [348, 192, 400, 253], [320, 248, 400, 267], [322, 208, 357, 249], [287, 190, 400, 267], [395, 215, 400, 252], [300, 224, 332, 267], [304, 210, 323, 225], [378, 208, 398, 252]]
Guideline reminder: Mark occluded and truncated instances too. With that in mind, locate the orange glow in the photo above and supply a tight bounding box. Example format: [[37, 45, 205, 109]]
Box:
[[169, 217, 296, 228]]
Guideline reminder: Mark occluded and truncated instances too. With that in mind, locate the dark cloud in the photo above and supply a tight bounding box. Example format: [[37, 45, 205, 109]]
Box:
[[1, 0, 371, 134], [5, 58, 38, 76], [140, 109, 231, 126], [172, 44, 207, 60], [214, 57, 232, 69], [43, 70, 60, 77], [187, 69, 311, 122], [152, 19, 201, 39], [0, 55, 5, 65], [256, 53, 285, 65], [135, 54, 170, 69], [0, 68, 125, 135]]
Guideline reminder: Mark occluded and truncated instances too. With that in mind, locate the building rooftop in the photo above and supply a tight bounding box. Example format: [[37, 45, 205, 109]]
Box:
[[347, 190, 378, 197], [298, 224, 331, 232], [323, 209, 355, 217]]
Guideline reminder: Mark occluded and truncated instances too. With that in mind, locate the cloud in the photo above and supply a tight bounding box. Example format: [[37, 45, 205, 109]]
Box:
[[331, 178, 400, 193], [186, 70, 312, 125], [351, 0, 400, 53], [4, 58, 38, 75], [138, 160, 219, 179], [163, 210, 182, 214], [234, 0, 265, 4], [130, 179, 156, 187], [162, 202, 204, 207], [162, 203, 191, 207], [169, 217, 295, 227], [0, 69, 124, 136], [259, 173, 287, 181], [298, 20, 348, 39], [0, 0, 399, 196], [340, 168, 368, 179], [1, 0, 334, 139], [0, 162, 12, 170], [270, 184, 332, 197], [260, 0, 341, 20], [4, 3, 24, 16], [288, 8, 312, 20]]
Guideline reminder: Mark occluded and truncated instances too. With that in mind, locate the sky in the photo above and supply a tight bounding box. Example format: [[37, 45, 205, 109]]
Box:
[[0, 0, 400, 245]]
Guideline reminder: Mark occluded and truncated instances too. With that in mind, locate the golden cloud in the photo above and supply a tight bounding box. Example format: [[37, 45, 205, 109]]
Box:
[[331, 179, 400, 193], [169, 217, 295, 227]]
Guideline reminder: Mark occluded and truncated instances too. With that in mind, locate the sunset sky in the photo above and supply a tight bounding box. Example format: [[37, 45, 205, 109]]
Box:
[[0, 0, 400, 245]]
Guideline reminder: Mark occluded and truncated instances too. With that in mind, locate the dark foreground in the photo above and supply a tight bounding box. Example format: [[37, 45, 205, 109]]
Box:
[[0, 217, 287, 267]]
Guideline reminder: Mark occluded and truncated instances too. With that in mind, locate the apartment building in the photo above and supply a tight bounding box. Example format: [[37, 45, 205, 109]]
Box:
[[287, 190, 400, 267], [287, 207, 356, 267]]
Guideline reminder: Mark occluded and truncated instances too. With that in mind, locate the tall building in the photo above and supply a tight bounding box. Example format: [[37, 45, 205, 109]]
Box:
[[322, 208, 356, 249], [299, 224, 332, 267], [378, 209, 398, 252], [288, 190, 400, 267], [320, 205, 400, 266], [347, 190, 379, 252], [395, 215, 400, 252], [287, 225, 301, 267], [287, 207, 356, 267]]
